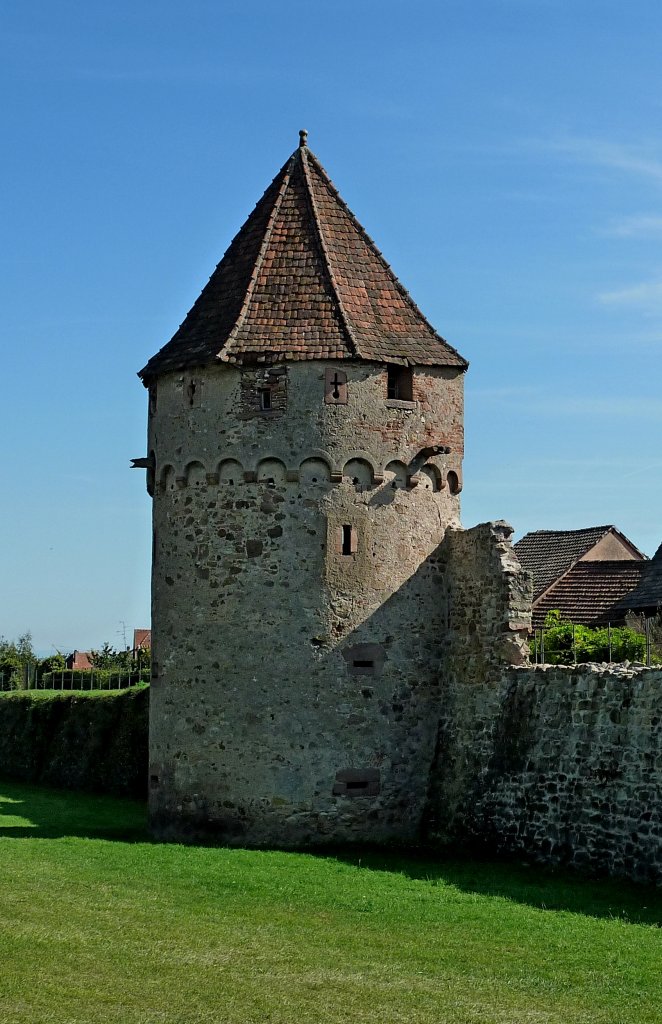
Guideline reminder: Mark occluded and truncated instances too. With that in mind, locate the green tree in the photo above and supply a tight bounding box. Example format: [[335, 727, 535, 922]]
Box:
[[37, 651, 66, 681], [0, 631, 37, 689], [89, 643, 133, 671]]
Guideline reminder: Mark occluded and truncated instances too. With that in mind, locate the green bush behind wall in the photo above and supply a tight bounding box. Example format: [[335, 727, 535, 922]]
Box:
[[0, 686, 148, 798], [39, 669, 150, 690]]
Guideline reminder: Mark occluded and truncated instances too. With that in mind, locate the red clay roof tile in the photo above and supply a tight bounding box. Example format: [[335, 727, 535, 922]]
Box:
[[513, 526, 642, 600], [140, 136, 467, 380], [532, 561, 648, 629]]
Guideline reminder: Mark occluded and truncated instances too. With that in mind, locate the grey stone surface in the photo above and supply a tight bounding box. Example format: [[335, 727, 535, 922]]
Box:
[[147, 360, 464, 845], [429, 663, 662, 883], [144, 360, 661, 883]]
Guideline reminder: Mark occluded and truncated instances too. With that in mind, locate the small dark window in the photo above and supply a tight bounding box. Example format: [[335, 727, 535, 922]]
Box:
[[387, 366, 413, 401], [353, 660, 374, 670], [341, 525, 353, 555], [259, 388, 272, 411], [186, 379, 197, 406], [332, 768, 380, 798]]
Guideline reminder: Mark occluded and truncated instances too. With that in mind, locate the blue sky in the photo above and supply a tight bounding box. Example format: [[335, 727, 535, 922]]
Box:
[[2, 0, 661, 654]]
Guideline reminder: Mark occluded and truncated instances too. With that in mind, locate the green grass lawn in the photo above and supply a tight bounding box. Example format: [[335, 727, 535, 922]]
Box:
[[0, 782, 660, 1023]]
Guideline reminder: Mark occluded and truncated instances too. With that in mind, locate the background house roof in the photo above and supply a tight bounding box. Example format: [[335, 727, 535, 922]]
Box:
[[531, 560, 648, 629], [140, 134, 468, 381], [612, 543, 662, 616], [513, 526, 644, 600], [66, 651, 93, 671], [132, 629, 151, 651]]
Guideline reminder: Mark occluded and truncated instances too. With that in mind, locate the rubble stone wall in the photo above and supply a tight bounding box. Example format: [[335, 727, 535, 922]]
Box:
[[147, 360, 465, 845], [427, 664, 662, 883], [439, 520, 533, 678], [425, 523, 661, 882]]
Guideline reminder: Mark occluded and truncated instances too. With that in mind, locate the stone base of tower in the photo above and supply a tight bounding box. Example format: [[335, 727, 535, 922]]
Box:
[[147, 644, 442, 849], [146, 521, 533, 850], [148, 798, 423, 848]]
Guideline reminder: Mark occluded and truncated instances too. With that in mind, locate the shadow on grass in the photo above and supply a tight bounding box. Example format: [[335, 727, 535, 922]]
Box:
[[312, 844, 662, 927], [1, 778, 660, 926], [0, 778, 148, 842]]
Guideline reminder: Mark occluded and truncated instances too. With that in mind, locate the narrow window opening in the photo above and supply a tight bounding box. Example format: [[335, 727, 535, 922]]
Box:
[[324, 367, 348, 404], [259, 388, 272, 411], [346, 780, 369, 791], [387, 365, 413, 401], [341, 525, 353, 555], [353, 659, 374, 670], [186, 380, 197, 406]]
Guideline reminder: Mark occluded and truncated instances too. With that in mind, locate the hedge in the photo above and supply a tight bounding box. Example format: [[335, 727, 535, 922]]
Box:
[[0, 686, 149, 799]]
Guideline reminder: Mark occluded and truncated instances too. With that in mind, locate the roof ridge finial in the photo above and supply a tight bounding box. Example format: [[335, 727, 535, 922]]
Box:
[[299, 128, 308, 148]]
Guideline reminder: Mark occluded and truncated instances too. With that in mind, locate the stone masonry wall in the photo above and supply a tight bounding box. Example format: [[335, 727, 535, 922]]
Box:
[[439, 520, 533, 677], [147, 359, 465, 846], [427, 665, 662, 883], [426, 522, 662, 883]]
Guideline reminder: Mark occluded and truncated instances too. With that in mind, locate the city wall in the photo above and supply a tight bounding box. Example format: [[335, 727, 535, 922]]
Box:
[[430, 522, 662, 884]]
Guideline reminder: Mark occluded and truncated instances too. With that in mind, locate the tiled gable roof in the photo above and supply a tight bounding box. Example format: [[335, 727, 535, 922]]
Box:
[[66, 651, 93, 671], [139, 134, 467, 380], [514, 527, 617, 600], [612, 544, 662, 615], [532, 560, 648, 629], [133, 629, 151, 651]]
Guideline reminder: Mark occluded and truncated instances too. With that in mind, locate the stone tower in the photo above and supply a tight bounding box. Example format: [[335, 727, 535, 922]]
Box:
[[138, 131, 468, 845]]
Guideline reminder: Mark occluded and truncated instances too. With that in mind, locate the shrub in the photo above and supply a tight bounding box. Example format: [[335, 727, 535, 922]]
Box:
[[38, 668, 150, 691], [531, 611, 655, 665], [0, 686, 149, 798]]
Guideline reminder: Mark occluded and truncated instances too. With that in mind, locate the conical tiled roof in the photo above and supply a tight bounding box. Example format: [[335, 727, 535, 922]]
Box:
[[140, 133, 467, 380]]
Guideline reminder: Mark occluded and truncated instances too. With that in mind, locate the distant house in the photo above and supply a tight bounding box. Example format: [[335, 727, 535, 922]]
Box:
[[611, 542, 662, 621], [132, 629, 151, 652], [513, 526, 647, 629], [65, 650, 93, 670]]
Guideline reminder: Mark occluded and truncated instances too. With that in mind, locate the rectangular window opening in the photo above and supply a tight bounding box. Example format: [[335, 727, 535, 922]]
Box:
[[353, 659, 374, 670], [332, 768, 380, 798], [387, 365, 413, 401], [341, 524, 353, 555], [259, 388, 273, 411]]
